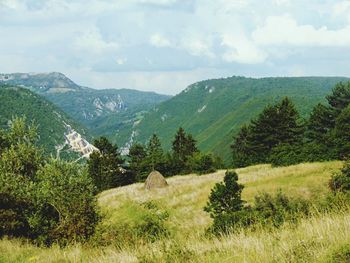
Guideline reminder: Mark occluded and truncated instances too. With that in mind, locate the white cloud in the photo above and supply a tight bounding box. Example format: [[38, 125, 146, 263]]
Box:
[[74, 28, 119, 54], [253, 15, 350, 47], [221, 34, 267, 64], [181, 38, 215, 58], [149, 34, 171, 47]]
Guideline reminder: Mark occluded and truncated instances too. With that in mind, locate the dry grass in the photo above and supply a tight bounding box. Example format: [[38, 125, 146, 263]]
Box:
[[0, 161, 346, 263]]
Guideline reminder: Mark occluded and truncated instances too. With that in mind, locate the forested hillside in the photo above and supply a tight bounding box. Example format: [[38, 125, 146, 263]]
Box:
[[0, 86, 88, 155], [134, 76, 349, 163]]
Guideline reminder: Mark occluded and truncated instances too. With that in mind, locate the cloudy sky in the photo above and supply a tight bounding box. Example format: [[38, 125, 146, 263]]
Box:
[[1, 0, 350, 94]]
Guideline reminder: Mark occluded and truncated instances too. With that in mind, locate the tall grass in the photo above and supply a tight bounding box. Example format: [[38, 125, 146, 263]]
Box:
[[0, 161, 347, 262]]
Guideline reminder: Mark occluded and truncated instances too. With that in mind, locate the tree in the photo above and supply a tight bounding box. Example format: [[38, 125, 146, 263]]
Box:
[[204, 171, 245, 219], [231, 124, 255, 168], [326, 82, 350, 114], [172, 127, 199, 173], [88, 137, 131, 192], [306, 103, 336, 143], [334, 105, 350, 159], [128, 143, 148, 181], [147, 134, 164, 171], [231, 97, 303, 167]]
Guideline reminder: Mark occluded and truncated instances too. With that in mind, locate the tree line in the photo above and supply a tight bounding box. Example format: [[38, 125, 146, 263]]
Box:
[[88, 127, 223, 192], [231, 81, 350, 167]]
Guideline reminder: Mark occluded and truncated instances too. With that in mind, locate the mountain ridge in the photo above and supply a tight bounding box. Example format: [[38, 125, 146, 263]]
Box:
[[132, 76, 350, 164]]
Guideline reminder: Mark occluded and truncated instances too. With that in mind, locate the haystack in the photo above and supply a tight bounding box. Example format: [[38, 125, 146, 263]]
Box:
[[144, 170, 168, 190]]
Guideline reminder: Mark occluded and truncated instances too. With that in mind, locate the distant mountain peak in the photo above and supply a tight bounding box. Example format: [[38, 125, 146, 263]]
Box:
[[0, 72, 82, 93]]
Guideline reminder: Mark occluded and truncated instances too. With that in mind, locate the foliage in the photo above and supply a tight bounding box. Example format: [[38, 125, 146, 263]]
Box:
[[0, 86, 88, 156], [232, 97, 303, 167], [128, 143, 149, 181], [88, 137, 134, 192], [204, 171, 244, 220], [0, 117, 100, 246], [94, 201, 169, 246], [146, 134, 165, 171], [34, 160, 100, 245], [329, 162, 350, 193]]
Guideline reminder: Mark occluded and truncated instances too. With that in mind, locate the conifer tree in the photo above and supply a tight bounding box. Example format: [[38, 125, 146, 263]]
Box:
[[147, 134, 164, 171], [128, 143, 148, 181], [326, 82, 350, 113], [204, 171, 245, 219]]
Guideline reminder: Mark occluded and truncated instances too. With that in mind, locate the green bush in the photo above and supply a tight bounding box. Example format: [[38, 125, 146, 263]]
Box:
[[328, 244, 350, 263], [0, 117, 100, 246], [329, 162, 350, 192], [34, 159, 100, 245], [94, 201, 170, 247]]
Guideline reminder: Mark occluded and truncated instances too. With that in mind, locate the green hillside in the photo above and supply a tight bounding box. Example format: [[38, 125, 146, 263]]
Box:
[[0, 86, 89, 155], [134, 76, 349, 164]]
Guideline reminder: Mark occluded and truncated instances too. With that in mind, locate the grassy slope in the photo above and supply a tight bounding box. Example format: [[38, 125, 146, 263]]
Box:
[[1, 161, 349, 262]]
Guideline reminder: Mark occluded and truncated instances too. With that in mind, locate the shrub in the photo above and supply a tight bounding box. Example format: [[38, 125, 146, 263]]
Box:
[[329, 161, 350, 192], [94, 201, 170, 246], [329, 244, 350, 263], [34, 159, 100, 245]]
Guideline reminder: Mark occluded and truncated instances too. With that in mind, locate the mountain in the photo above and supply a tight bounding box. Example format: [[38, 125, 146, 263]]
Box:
[[0, 86, 92, 158], [0, 72, 84, 93], [133, 76, 349, 164], [0, 72, 171, 149]]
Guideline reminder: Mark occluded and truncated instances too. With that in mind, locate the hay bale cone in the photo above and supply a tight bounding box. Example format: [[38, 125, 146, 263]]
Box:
[[144, 170, 168, 190]]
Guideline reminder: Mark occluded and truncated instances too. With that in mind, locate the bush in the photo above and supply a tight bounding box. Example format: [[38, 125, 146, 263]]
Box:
[[329, 162, 350, 192], [252, 191, 310, 228], [329, 244, 350, 263], [94, 201, 170, 246], [34, 159, 100, 245], [187, 153, 217, 175]]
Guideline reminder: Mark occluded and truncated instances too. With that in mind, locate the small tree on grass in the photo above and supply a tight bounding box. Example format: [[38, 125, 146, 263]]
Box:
[[204, 171, 245, 218]]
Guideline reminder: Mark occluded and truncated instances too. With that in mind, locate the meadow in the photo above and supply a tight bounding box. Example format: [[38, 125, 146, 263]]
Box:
[[1, 161, 349, 263]]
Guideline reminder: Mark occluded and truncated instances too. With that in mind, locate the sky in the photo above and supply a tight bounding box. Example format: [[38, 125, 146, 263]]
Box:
[[1, 0, 350, 95]]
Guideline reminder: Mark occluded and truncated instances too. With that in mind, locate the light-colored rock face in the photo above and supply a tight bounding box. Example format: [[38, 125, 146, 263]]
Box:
[[61, 123, 99, 159], [85, 95, 126, 120]]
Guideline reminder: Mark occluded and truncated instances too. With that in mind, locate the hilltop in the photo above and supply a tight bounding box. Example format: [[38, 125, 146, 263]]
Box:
[[1, 161, 349, 262]]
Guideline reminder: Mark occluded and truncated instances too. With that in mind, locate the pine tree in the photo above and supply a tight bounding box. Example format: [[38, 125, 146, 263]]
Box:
[[147, 134, 164, 171], [172, 127, 199, 173], [231, 97, 303, 167], [306, 103, 336, 142], [231, 124, 254, 168], [128, 143, 148, 181], [326, 82, 350, 114], [204, 171, 245, 219]]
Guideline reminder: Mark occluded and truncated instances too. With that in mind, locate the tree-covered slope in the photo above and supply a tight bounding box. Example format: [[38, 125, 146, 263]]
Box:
[[134, 76, 349, 163], [0, 86, 89, 155]]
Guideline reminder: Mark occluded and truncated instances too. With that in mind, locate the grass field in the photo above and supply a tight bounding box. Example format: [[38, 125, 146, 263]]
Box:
[[1, 161, 349, 263]]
